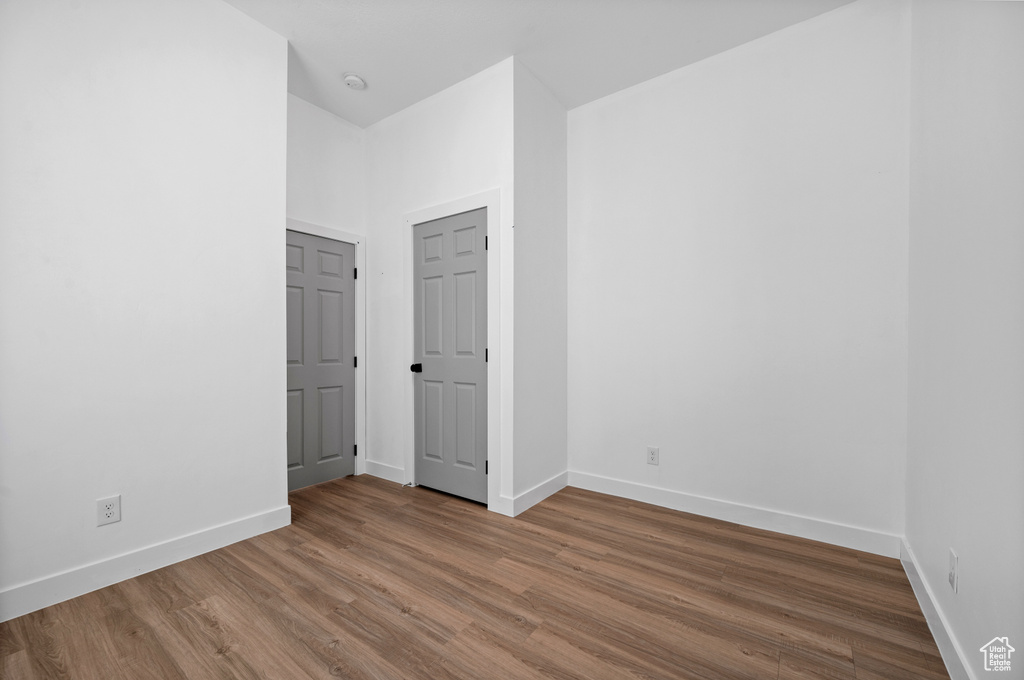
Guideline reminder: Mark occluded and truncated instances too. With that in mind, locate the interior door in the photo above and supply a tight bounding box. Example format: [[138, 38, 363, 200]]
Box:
[[413, 208, 487, 503], [286, 230, 355, 491]]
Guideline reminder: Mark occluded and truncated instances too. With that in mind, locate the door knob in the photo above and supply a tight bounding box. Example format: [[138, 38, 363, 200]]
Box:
[[410, 363, 423, 373]]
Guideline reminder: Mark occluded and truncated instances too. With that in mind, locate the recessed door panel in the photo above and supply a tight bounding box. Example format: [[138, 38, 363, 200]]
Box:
[[454, 226, 476, 256], [454, 382, 477, 469], [413, 208, 487, 503], [318, 386, 343, 461], [422, 276, 443, 356], [287, 286, 303, 365], [286, 230, 355, 491], [423, 234, 443, 262], [287, 390, 303, 469], [319, 290, 343, 363], [286, 244, 304, 272], [318, 250, 343, 277], [423, 380, 444, 462], [454, 271, 476, 356]]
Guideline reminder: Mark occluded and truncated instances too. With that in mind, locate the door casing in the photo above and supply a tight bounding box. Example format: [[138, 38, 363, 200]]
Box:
[[403, 190, 510, 514]]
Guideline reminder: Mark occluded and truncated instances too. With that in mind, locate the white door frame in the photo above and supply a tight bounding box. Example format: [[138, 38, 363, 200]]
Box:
[[285, 218, 367, 477], [404, 189, 513, 515]]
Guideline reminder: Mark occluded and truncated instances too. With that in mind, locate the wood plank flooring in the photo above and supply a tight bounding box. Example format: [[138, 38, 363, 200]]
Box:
[[1, 476, 948, 679]]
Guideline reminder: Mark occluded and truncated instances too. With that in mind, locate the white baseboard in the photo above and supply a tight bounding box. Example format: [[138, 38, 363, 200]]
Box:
[[361, 462, 566, 518], [361, 459, 406, 485], [513, 471, 568, 516], [901, 541, 972, 680], [568, 471, 902, 558], [0, 505, 291, 623], [489, 495, 515, 517]]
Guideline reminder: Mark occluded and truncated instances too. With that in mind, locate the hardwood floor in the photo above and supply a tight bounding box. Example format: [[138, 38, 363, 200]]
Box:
[[1, 476, 948, 679]]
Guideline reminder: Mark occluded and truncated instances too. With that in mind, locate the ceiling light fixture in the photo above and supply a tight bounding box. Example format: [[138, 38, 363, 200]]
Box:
[[343, 73, 366, 91]]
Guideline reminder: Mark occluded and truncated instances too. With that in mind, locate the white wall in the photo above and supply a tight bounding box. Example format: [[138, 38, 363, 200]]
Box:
[[567, 0, 910, 555], [907, 0, 1024, 676], [364, 60, 516, 511], [512, 62, 569, 505], [287, 94, 366, 232], [0, 0, 289, 620], [361, 58, 566, 515], [286, 94, 368, 477]]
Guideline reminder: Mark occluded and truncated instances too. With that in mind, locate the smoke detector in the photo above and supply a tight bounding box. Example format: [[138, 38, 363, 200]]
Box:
[[343, 73, 366, 90]]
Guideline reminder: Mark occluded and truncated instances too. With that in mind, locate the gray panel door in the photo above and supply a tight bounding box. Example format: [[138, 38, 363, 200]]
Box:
[[413, 208, 487, 503], [286, 230, 355, 491]]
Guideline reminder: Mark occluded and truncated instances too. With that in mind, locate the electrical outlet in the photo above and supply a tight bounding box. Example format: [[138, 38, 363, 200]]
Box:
[[948, 548, 958, 593], [97, 495, 121, 526], [647, 446, 660, 466]]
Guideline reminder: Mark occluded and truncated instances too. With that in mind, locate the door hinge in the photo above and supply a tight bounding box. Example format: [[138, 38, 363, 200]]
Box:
[[485, 235, 488, 251], [485, 348, 488, 363], [354, 444, 358, 457], [354, 356, 358, 368], [485, 460, 488, 475], [353, 267, 358, 280]]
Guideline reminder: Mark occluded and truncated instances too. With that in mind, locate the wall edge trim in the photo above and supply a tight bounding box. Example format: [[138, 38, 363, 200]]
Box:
[[512, 470, 569, 516], [901, 540, 974, 680], [567, 471, 902, 557], [489, 495, 515, 518], [361, 460, 406, 485], [0, 505, 291, 623]]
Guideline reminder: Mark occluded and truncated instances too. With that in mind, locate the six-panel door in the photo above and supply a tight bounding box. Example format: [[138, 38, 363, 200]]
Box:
[[286, 230, 356, 491], [413, 209, 487, 503]]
